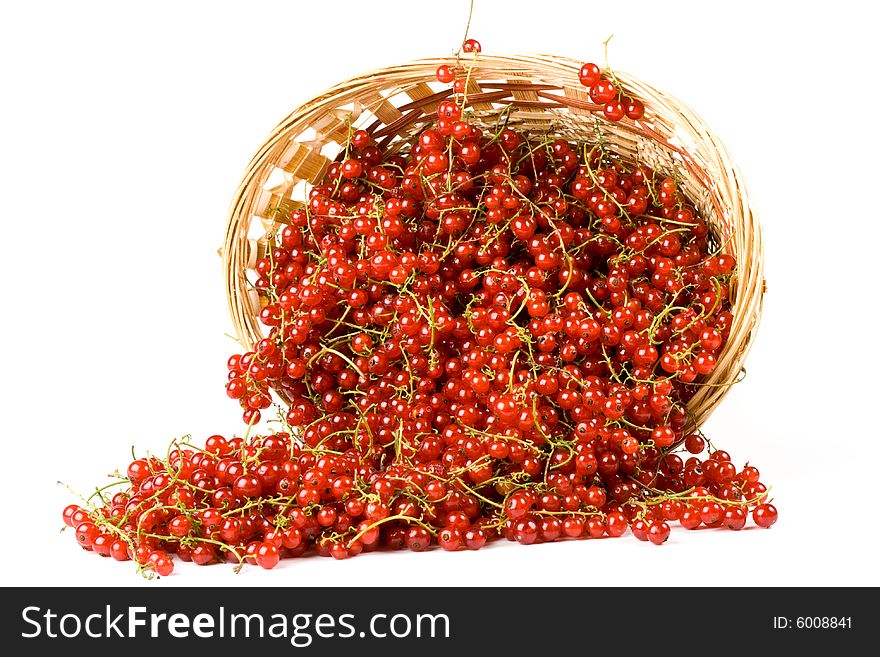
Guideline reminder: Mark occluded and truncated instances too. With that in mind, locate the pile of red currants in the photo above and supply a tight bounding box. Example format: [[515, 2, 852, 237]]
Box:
[[62, 49, 776, 576]]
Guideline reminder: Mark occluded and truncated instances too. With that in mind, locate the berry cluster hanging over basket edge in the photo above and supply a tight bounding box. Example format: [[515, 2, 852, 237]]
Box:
[[62, 36, 776, 578]]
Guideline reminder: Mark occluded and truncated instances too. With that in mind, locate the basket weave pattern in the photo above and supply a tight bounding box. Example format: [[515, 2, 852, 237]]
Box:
[[222, 54, 764, 432]]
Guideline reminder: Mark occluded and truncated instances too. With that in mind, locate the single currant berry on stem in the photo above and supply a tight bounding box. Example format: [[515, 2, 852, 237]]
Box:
[[647, 521, 671, 545], [578, 62, 601, 87], [436, 64, 455, 83], [753, 503, 778, 528], [462, 38, 481, 53], [624, 98, 645, 120], [256, 542, 280, 569], [62, 504, 81, 528], [603, 101, 625, 122]]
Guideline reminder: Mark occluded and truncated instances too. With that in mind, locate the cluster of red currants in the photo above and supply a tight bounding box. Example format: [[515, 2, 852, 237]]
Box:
[[62, 50, 776, 576], [62, 429, 776, 575], [577, 62, 645, 122]]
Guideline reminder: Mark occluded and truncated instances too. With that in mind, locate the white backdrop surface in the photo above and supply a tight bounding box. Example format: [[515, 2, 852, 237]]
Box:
[[1, 0, 877, 586]]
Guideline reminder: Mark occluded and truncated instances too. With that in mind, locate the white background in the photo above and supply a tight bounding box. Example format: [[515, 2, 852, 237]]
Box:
[[1, 0, 877, 587]]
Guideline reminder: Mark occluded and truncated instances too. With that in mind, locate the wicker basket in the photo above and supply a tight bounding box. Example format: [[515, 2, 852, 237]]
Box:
[[221, 54, 764, 432]]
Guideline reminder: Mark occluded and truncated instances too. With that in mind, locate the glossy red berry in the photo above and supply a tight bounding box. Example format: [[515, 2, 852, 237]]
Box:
[[578, 62, 601, 87], [753, 504, 778, 528], [436, 64, 455, 83], [624, 98, 645, 120], [647, 521, 671, 545], [256, 542, 280, 569], [462, 39, 481, 53]]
